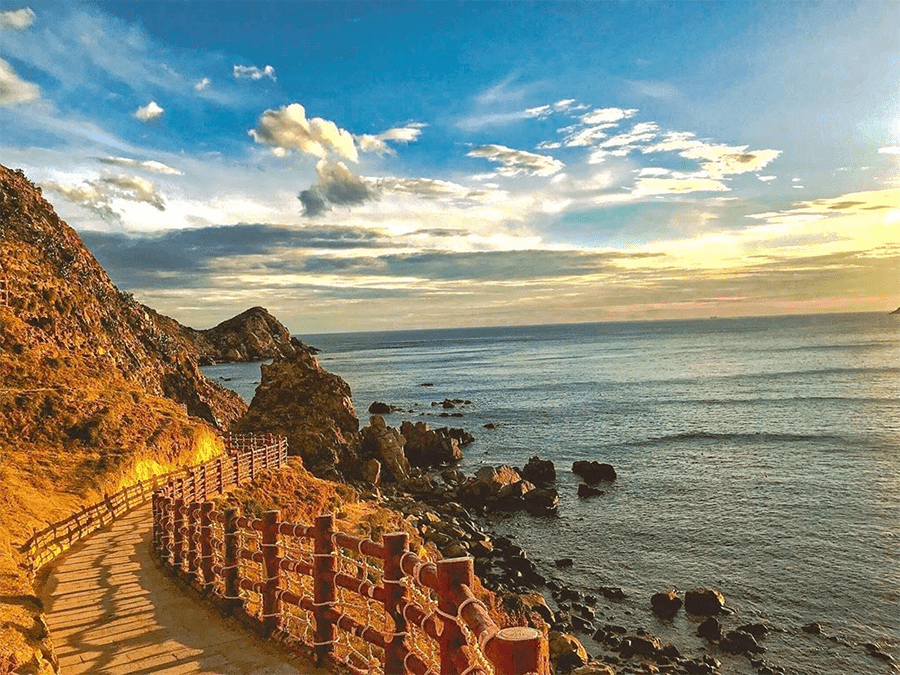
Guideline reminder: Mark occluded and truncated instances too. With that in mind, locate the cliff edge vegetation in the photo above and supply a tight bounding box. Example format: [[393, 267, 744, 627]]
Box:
[[0, 164, 251, 673]]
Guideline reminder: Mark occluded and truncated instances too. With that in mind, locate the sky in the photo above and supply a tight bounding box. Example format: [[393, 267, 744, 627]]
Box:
[[1, 1, 898, 334]]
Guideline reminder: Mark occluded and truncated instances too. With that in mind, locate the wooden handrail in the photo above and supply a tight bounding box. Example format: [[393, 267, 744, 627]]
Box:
[[151, 433, 548, 675]]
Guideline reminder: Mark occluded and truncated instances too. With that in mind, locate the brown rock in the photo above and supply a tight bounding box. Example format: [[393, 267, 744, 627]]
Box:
[[360, 416, 410, 482], [684, 588, 726, 615]]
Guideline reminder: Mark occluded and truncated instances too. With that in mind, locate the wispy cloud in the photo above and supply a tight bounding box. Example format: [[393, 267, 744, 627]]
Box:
[[249, 103, 358, 161], [878, 146, 900, 155], [467, 144, 564, 177], [233, 64, 276, 81], [194, 77, 210, 92], [643, 131, 780, 178], [356, 123, 427, 155], [98, 156, 182, 175], [134, 100, 164, 122], [0, 57, 39, 105], [44, 172, 167, 222]]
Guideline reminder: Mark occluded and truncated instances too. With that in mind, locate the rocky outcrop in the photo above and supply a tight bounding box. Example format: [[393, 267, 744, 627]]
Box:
[[572, 460, 617, 484], [400, 421, 467, 467], [651, 590, 683, 618], [456, 465, 558, 515], [890, 306, 900, 314], [521, 456, 555, 485], [684, 588, 727, 615], [360, 416, 410, 482], [231, 349, 360, 478]]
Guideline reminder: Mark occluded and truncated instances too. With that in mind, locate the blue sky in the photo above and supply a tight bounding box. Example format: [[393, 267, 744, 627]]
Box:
[[1, 1, 898, 332]]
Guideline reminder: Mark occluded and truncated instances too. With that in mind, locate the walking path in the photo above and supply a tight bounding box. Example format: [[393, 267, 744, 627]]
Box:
[[41, 504, 325, 675]]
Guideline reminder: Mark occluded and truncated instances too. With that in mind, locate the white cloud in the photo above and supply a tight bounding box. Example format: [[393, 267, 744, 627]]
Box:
[[0, 7, 35, 30], [523, 98, 582, 120], [877, 146, 900, 155], [643, 131, 780, 178], [249, 103, 358, 161], [632, 176, 730, 196], [356, 123, 426, 155], [233, 64, 276, 81], [98, 156, 183, 175], [0, 57, 39, 105], [467, 144, 565, 177], [194, 77, 210, 92], [638, 167, 671, 177], [600, 122, 659, 149], [581, 107, 638, 126], [134, 100, 164, 122], [44, 172, 166, 221], [757, 175, 777, 182]]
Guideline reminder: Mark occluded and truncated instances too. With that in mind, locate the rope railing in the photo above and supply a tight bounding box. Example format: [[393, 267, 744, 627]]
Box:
[[152, 438, 549, 675], [19, 434, 287, 574]]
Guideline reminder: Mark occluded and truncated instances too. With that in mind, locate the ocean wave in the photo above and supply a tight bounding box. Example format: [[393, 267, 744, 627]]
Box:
[[636, 431, 841, 445]]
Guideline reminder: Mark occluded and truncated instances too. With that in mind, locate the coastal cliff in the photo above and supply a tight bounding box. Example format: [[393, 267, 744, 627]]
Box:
[[0, 165, 259, 672]]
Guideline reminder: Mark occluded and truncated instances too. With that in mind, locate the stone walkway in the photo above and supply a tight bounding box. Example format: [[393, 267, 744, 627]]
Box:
[[42, 504, 326, 674]]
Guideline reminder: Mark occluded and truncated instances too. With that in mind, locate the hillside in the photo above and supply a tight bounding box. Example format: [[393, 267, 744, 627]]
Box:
[[0, 165, 254, 673]]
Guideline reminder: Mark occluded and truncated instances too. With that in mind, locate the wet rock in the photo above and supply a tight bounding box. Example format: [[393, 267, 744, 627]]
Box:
[[801, 622, 823, 634], [572, 460, 617, 484], [697, 617, 722, 642], [683, 655, 721, 674], [650, 590, 682, 618], [684, 588, 726, 615], [738, 622, 768, 639], [522, 455, 556, 485], [555, 558, 575, 568], [598, 586, 626, 601], [368, 400, 400, 414], [571, 614, 594, 633], [523, 486, 559, 515], [577, 484, 604, 498], [720, 629, 765, 654], [549, 631, 589, 672], [864, 642, 894, 662], [619, 634, 661, 659]]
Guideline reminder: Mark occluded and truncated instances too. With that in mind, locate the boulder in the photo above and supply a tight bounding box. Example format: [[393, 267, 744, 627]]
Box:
[[368, 401, 399, 414], [577, 484, 604, 498], [456, 465, 522, 507], [801, 622, 823, 634], [684, 588, 726, 615], [720, 629, 765, 654], [524, 487, 559, 515], [619, 634, 661, 659], [572, 664, 615, 675], [360, 415, 410, 482], [650, 590, 682, 618], [549, 631, 588, 672], [400, 421, 465, 467], [362, 458, 381, 485], [572, 460, 617, 484], [697, 617, 722, 642], [522, 455, 556, 485]]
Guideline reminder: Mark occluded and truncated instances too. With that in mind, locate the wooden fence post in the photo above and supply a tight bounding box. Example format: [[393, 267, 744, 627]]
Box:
[[159, 493, 172, 564], [234, 453, 241, 486], [313, 513, 336, 665], [151, 492, 161, 554], [486, 627, 549, 675], [173, 497, 185, 572], [186, 502, 199, 576], [249, 448, 256, 481], [262, 510, 282, 635], [224, 507, 242, 612], [383, 532, 409, 675], [216, 457, 224, 493], [200, 502, 215, 590], [437, 558, 473, 675], [200, 463, 208, 500]]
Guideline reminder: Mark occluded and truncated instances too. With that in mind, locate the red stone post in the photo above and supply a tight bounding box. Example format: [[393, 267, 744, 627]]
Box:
[[437, 558, 473, 675], [313, 513, 336, 665], [224, 507, 242, 612], [383, 532, 409, 675], [486, 627, 549, 675], [261, 510, 282, 635], [200, 502, 215, 589]]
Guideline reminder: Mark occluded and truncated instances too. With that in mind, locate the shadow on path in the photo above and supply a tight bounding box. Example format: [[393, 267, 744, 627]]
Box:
[[41, 504, 325, 675]]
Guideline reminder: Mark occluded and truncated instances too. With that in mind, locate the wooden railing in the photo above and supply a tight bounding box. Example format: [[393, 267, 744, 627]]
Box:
[[20, 434, 287, 574], [152, 445, 549, 675]]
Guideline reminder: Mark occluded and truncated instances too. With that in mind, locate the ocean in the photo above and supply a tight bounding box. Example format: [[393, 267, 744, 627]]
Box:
[[202, 312, 899, 674]]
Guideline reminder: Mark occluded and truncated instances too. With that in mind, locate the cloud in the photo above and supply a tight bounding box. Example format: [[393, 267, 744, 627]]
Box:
[[134, 100, 164, 122], [0, 57, 39, 105], [249, 103, 358, 161], [467, 144, 564, 177], [643, 131, 781, 178], [233, 64, 276, 81], [878, 146, 900, 155], [98, 156, 183, 175], [356, 123, 426, 155], [757, 175, 777, 182], [298, 159, 376, 216], [632, 176, 730, 196], [44, 172, 166, 221], [523, 98, 582, 120], [581, 107, 638, 126], [0, 7, 35, 30], [194, 77, 210, 92]]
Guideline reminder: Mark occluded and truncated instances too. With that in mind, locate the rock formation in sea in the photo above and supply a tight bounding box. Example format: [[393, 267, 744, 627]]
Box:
[[231, 348, 361, 479]]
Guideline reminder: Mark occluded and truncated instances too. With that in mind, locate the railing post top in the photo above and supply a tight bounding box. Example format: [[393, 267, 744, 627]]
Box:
[[437, 556, 474, 585], [201, 501, 214, 512], [263, 509, 280, 523], [225, 506, 238, 517], [315, 513, 334, 528]]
